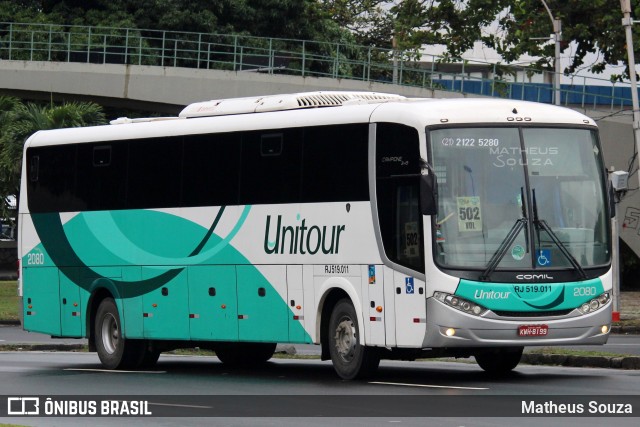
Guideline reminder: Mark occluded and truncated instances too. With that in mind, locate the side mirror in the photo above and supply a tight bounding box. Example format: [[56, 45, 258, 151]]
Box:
[[420, 173, 438, 216], [607, 180, 616, 219]]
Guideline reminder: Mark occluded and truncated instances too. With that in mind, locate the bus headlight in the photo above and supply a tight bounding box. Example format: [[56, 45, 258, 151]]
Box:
[[433, 292, 487, 316], [577, 292, 610, 315]]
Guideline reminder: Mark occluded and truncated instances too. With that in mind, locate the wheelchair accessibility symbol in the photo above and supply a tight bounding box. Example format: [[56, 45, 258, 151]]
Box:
[[405, 277, 414, 294], [537, 249, 551, 267]]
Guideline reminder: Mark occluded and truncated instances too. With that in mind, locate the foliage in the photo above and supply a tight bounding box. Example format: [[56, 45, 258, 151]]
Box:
[[485, 1, 629, 79], [319, 1, 394, 48], [0, 1, 638, 78], [322, 1, 640, 80], [368, 1, 637, 80], [0, 0, 352, 44], [0, 97, 106, 218]]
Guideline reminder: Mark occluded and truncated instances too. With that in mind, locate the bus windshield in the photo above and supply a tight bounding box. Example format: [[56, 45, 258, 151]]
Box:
[[429, 126, 610, 273]]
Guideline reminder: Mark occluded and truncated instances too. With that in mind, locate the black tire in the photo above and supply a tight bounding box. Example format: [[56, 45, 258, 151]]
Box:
[[475, 347, 524, 374], [328, 299, 380, 380], [135, 342, 161, 369], [215, 342, 277, 365], [94, 298, 144, 370]]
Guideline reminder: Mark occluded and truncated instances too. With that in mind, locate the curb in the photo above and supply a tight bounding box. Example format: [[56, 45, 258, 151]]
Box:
[[0, 320, 20, 326], [0, 344, 86, 352], [522, 353, 640, 369], [611, 325, 640, 335]]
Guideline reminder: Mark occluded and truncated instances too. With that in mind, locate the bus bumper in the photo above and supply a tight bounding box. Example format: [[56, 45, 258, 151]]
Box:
[[423, 297, 611, 348]]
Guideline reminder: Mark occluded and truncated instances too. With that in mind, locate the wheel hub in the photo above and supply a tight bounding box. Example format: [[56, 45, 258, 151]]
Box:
[[101, 313, 119, 355], [334, 316, 357, 362]]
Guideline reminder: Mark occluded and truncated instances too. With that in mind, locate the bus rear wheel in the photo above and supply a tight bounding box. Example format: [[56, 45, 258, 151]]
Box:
[[134, 341, 160, 369], [95, 297, 145, 370], [475, 347, 523, 374], [328, 299, 379, 380]]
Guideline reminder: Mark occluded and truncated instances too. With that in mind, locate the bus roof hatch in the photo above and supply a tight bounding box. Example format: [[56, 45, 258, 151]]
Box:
[[179, 91, 406, 118]]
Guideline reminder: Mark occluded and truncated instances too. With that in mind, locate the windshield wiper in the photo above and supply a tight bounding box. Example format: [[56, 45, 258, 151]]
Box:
[[532, 189, 587, 280], [479, 218, 527, 281], [480, 188, 529, 281]]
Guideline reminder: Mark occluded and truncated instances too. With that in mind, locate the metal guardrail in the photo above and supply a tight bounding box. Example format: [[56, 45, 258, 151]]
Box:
[[0, 22, 634, 110]]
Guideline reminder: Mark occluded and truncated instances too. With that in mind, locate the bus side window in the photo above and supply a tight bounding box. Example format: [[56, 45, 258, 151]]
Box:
[[261, 134, 283, 156], [239, 129, 302, 205], [93, 146, 112, 166], [29, 155, 39, 182]]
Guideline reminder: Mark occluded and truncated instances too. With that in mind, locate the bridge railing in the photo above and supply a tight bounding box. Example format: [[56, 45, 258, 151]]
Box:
[[0, 22, 633, 110]]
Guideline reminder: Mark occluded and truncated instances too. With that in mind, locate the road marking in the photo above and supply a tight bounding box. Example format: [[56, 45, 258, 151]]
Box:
[[64, 368, 165, 374], [369, 381, 488, 390]]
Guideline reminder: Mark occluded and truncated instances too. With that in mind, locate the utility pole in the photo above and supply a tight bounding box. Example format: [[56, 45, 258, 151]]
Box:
[[540, 0, 562, 105], [392, 35, 398, 85], [618, 0, 640, 322], [621, 0, 640, 190]]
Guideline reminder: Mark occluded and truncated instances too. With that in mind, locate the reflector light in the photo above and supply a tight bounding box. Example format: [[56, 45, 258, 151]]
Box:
[[376, 306, 383, 313]]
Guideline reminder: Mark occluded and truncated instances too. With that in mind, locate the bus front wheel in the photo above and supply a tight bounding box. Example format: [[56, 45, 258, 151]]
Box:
[[474, 347, 523, 374], [328, 299, 379, 380], [95, 297, 143, 370]]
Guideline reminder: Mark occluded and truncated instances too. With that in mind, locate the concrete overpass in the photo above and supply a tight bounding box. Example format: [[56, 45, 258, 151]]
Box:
[[0, 60, 462, 113], [1, 59, 639, 263]]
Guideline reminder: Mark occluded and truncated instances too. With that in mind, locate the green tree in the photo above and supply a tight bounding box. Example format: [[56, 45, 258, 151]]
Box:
[[2, 0, 350, 43], [319, 1, 395, 47], [488, 0, 628, 78], [367, 1, 637, 80], [0, 99, 106, 218]]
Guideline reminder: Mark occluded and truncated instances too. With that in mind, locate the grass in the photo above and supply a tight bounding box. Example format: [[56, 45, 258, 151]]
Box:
[[0, 281, 19, 322]]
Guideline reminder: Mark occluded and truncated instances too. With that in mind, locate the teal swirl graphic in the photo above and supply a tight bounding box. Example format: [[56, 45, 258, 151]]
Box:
[[30, 206, 250, 298]]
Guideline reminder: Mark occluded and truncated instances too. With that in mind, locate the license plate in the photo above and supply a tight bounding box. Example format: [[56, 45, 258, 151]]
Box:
[[518, 324, 549, 337]]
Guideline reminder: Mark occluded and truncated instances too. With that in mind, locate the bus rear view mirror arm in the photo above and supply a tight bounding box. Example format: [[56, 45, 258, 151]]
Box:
[[420, 173, 438, 216]]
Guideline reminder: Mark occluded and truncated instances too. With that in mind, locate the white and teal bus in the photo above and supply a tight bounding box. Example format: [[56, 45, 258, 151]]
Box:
[[18, 92, 613, 379]]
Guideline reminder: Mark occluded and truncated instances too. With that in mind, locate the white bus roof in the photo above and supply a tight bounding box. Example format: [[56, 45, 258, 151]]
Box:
[[24, 92, 596, 148]]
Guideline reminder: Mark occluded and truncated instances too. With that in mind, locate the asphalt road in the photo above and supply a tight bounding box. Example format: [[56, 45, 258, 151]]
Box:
[[0, 351, 638, 427], [3, 325, 640, 355]]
